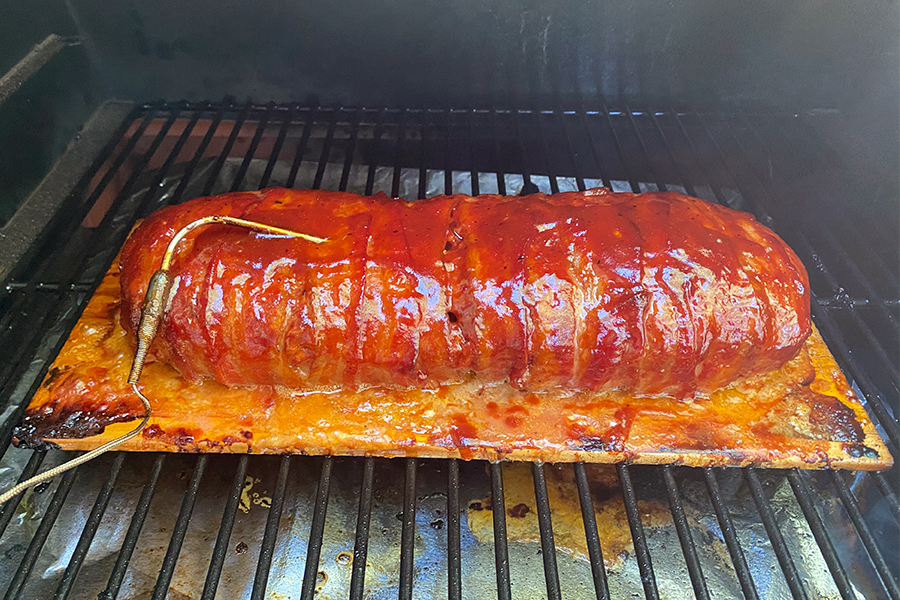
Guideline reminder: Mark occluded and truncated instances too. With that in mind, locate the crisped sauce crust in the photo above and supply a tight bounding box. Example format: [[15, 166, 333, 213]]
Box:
[[119, 188, 811, 397], [13, 260, 892, 470]]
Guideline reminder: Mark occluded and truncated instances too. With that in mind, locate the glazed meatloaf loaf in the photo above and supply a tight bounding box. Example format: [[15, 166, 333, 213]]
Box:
[[119, 187, 811, 398]]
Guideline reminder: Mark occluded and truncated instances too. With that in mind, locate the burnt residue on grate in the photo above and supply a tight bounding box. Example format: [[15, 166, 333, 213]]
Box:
[[0, 101, 896, 599]]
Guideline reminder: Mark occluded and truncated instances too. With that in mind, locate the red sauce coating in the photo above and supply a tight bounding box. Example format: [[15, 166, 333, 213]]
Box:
[[119, 188, 810, 397]]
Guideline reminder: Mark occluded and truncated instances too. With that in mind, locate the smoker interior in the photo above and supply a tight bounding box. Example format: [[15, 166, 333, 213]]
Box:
[[0, 100, 895, 599]]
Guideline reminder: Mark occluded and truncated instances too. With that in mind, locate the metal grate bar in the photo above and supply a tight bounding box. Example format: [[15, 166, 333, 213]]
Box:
[[616, 464, 659, 600], [829, 472, 900, 599], [0, 451, 45, 536], [399, 458, 419, 600], [578, 108, 609, 188], [312, 108, 340, 191], [662, 466, 711, 600], [259, 103, 296, 189], [597, 105, 641, 193], [151, 455, 209, 600], [101, 454, 166, 600], [624, 104, 667, 191], [299, 456, 333, 600], [744, 469, 809, 600], [511, 110, 534, 190], [339, 109, 363, 193], [813, 293, 898, 415], [619, 105, 683, 208], [787, 469, 856, 600], [230, 104, 274, 192], [466, 111, 480, 195], [441, 110, 453, 194], [534, 112, 560, 194], [647, 109, 697, 197], [490, 462, 512, 600], [285, 105, 316, 189], [447, 459, 462, 600], [873, 472, 900, 521], [442, 110, 453, 194], [306, 110, 336, 191], [556, 111, 586, 191], [573, 463, 610, 600], [490, 111, 507, 195], [349, 457, 375, 600], [704, 468, 760, 600], [416, 113, 434, 200], [2, 458, 80, 600], [171, 101, 230, 203], [364, 109, 388, 196], [257, 103, 304, 189], [417, 110, 432, 200], [250, 455, 291, 600], [531, 463, 562, 600], [200, 455, 250, 600], [53, 453, 125, 600], [201, 100, 252, 196], [436, 110, 449, 194], [391, 110, 410, 198], [4, 282, 95, 292]]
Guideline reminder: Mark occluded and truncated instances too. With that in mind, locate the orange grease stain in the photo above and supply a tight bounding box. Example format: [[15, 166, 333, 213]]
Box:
[[505, 415, 523, 428]]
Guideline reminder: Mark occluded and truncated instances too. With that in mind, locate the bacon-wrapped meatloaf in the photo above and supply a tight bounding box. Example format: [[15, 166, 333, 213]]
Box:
[[119, 188, 810, 397]]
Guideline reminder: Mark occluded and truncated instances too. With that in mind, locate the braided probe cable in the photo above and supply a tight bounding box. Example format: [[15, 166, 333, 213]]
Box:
[[0, 216, 326, 506]]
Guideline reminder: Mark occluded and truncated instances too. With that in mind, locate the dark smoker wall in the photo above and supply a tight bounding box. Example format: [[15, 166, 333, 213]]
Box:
[[2, 1, 898, 197]]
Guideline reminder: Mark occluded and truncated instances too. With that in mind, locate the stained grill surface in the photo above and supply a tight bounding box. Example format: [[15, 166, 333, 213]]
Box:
[[0, 101, 896, 599]]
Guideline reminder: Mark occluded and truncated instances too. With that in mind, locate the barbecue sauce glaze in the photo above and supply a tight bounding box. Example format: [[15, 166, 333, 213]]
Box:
[[119, 188, 810, 398]]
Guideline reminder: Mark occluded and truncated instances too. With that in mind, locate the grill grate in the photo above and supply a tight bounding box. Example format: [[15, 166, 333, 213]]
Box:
[[0, 100, 897, 599]]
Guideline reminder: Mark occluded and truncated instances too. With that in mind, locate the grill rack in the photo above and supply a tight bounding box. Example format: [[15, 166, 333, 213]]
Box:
[[0, 100, 896, 599]]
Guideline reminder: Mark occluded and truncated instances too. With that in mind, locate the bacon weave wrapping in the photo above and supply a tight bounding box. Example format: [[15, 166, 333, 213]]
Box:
[[119, 188, 811, 397]]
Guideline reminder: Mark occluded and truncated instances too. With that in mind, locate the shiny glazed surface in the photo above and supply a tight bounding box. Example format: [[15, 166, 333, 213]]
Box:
[[119, 188, 811, 397]]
